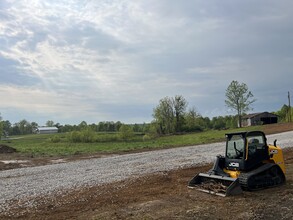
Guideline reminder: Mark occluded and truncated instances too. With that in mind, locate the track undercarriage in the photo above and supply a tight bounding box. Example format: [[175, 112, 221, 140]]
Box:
[[239, 163, 286, 191], [188, 163, 285, 196]]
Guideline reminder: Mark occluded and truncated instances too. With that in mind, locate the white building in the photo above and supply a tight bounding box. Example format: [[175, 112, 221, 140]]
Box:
[[35, 127, 58, 134]]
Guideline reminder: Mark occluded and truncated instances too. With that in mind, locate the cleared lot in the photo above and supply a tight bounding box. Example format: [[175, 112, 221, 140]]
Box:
[[0, 131, 293, 219]]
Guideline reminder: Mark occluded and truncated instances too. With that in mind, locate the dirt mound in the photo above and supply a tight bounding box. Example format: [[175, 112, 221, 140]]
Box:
[[0, 144, 17, 153]]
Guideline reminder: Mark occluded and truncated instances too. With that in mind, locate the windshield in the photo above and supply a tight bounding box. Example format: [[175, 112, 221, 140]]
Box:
[[226, 134, 245, 159]]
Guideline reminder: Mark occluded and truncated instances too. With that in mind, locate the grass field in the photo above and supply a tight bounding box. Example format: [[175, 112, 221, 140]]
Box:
[[1, 123, 292, 157]]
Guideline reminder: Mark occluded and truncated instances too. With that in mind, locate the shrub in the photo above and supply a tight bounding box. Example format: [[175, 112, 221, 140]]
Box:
[[50, 135, 61, 143], [95, 133, 119, 142], [119, 125, 134, 141], [67, 128, 96, 143], [67, 131, 82, 143], [142, 134, 152, 141], [80, 128, 96, 143]]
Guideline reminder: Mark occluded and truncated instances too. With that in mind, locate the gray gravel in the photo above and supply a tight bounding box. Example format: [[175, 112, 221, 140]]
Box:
[[1, 131, 292, 212]]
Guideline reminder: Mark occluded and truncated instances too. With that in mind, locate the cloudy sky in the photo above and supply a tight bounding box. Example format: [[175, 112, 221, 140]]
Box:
[[0, 0, 292, 125]]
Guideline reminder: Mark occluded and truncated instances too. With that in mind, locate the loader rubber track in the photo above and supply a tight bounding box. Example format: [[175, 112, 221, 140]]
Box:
[[238, 163, 286, 191]]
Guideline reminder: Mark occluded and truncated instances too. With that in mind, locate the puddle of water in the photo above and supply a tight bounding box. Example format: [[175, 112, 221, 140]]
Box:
[[1, 160, 29, 164], [50, 159, 66, 164]]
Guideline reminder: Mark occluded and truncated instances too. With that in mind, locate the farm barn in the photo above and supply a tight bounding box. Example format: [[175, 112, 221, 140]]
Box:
[[35, 127, 58, 134], [242, 112, 278, 127]]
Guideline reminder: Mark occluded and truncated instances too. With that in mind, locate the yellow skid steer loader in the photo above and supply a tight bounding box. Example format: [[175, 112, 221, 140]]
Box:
[[188, 131, 286, 197]]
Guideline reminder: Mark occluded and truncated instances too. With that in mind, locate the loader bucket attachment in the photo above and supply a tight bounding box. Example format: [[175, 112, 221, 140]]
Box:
[[188, 173, 243, 197]]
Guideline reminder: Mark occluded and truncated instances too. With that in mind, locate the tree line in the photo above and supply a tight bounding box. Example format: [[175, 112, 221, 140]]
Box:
[[0, 119, 150, 136], [152, 95, 239, 135], [0, 81, 292, 137], [151, 80, 292, 134], [151, 80, 255, 134], [0, 114, 241, 137]]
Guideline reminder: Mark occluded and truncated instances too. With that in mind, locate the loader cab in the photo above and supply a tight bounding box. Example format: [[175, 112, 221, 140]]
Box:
[[225, 131, 269, 171]]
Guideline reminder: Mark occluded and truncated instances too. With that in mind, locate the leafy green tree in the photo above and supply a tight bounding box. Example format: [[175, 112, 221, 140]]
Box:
[[97, 122, 106, 132], [115, 121, 122, 131], [18, 119, 32, 135], [89, 123, 98, 132], [59, 124, 74, 133], [107, 121, 116, 132], [31, 122, 38, 129], [225, 80, 256, 127], [184, 107, 203, 132], [2, 120, 12, 136], [46, 120, 55, 127], [54, 122, 61, 129], [274, 104, 293, 122], [78, 121, 88, 130], [201, 117, 212, 129], [224, 115, 238, 129], [173, 95, 188, 132], [153, 95, 193, 134], [133, 123, 141, 132], [153, 96, 175, 134], [211, 116, 226, 130], [119, 124, 134, 141]]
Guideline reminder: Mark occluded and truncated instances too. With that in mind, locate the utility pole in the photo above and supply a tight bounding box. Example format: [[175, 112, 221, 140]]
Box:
[[289, 91, 291, 122]]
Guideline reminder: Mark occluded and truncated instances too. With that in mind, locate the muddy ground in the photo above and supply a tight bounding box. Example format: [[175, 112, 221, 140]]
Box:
[[1, 148, 291, 220], [1, 123, 293, 220]]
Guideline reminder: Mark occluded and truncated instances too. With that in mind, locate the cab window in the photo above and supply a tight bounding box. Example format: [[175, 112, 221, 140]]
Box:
[[247, 135, 265, 156], [226, 134, 245, 159]]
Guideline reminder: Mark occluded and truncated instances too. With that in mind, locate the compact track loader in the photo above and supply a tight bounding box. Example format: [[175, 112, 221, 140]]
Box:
[[188, 131, 286, 197]]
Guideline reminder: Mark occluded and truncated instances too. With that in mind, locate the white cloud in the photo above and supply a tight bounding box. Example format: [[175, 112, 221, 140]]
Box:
[[0, 84, 93, 114], [0, 0, 293, 123]]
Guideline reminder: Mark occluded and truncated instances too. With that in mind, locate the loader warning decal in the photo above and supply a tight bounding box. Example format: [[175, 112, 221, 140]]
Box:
[[270, 149, 278, 154]]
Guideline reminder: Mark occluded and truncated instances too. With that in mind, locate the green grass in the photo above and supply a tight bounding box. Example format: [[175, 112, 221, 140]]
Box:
[[0, 126, 264, 157]]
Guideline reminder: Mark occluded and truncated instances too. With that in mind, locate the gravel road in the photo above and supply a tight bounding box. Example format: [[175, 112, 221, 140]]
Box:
[[1, 131, 292, 212]]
